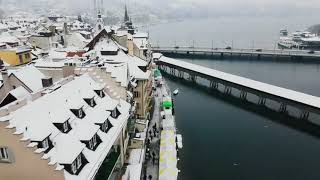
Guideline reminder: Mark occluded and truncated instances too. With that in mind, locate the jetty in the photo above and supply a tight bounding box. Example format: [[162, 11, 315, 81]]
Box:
[[155, 55, 320, 120], [152, 46, 320, 60]]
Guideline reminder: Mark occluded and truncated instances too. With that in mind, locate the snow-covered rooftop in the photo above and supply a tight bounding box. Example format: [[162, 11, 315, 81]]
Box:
[[9, 66, 46, 92], [1, 74, 131, 180]]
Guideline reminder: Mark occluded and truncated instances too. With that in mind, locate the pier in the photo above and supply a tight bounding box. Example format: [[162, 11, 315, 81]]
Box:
[[152, 46, 320, 60], [155, 56, 320, 121]]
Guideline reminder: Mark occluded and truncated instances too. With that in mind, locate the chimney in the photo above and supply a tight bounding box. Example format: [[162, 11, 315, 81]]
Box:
[[63, 22, 68, 48], [41, 77, 53, 88]]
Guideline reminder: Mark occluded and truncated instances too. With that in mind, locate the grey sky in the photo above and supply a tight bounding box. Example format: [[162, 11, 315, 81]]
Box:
[[2, 0, 320, 19]]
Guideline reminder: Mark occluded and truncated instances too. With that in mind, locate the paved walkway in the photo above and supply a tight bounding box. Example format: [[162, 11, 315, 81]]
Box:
[[143, 86, 162, 180]]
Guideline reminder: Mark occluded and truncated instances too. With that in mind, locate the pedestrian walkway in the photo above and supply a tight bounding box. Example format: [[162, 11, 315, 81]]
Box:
[[143, 85, 163, 180]]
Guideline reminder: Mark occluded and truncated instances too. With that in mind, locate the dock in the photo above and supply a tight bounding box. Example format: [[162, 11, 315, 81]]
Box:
[[155, 55, 320, 120], [152, 46, 320, 60]]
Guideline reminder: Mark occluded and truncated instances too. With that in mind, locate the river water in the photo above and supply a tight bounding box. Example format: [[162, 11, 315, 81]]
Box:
[[147, 17, 320, 180]]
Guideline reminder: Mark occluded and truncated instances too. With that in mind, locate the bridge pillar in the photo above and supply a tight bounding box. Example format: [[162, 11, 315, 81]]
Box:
[[224, 86, 232, 95], [189, 74, 197, 83], [221, 53, 224, 58], [210, 81, 219, 89], [299, 110, 310, 121], [257, 54, 261, 60], [170, 68, 175, 75], [279, 102, 287, 113], [258, 96, 266, 105], [178, 71, 184, 79], [240, 91, 247, 100]]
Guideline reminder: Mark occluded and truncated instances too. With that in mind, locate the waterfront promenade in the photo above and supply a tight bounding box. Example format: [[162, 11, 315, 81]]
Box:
[[144, 82, 161, 180]]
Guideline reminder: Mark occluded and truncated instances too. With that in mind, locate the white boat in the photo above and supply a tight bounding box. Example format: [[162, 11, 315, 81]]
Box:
[[173, 89, 179, 95], [278, 29, 320, 50]]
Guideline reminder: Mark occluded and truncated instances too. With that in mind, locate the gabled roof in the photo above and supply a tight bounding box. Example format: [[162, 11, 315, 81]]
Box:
[[2, 74, 131, 180], [9, 66, 46, 92]]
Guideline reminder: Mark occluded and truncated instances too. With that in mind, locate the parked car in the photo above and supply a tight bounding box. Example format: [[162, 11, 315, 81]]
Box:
[[225, 46, 232, 50], [308, 50, 315, 54], [174, 46, 180, 49], [256, 49, 262, 52]]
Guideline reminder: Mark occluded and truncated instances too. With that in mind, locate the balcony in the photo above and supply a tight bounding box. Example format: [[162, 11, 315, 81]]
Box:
[[95, 147, 121, 180]]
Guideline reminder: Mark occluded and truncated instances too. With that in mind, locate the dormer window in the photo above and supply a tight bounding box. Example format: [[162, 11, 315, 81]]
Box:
[[101, 119, 111, 133], [112, 109, 116, 118], [79, 109, 83, 118], [66, 153, 88, 175], [42, 138, 49, 150], [71, 155, 82, 174], [53, 119, 71, 133], [77, 155, 82, 169], [111, 107, 121, 119], [84, 98, 96, 107], [89, 135, 97, 150], [70, 108, 86, 119], [63, 121, 68, 133], [33, 136, 53, 153], [94, 90, 105, 98]]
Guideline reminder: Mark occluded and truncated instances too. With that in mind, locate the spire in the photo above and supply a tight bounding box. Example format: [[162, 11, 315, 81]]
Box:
[[124, 4, 129, 22]]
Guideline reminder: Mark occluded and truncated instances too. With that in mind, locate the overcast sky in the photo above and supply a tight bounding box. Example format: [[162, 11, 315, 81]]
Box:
[[3, 0, 320, 19]]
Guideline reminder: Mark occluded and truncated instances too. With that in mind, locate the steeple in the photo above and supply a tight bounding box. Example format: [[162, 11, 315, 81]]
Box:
[[124, 5, 129, 22], [95, 10, 104, 34]]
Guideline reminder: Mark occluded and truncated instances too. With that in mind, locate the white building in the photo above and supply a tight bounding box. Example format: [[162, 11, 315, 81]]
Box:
[[0, 74, 131, 180]]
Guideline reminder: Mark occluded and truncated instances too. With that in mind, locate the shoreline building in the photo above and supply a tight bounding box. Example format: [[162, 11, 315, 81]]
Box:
[[0, 74, 132, 180]]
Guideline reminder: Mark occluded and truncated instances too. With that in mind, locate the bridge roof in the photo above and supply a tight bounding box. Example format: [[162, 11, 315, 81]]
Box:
[[159, 56, 320, 109]]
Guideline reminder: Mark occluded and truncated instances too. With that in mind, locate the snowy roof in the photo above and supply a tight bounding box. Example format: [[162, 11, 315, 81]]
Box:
[[9, 66, 46, 92], [54, 133, 85, 164], [133, 33, 148, 38], [94, 38, 119, 52], [10, 86, 30, 100], [48, 50, 67, 60], [0, 32, 20, 43], [2, 74, 131, 180], [73, 121, 100, 141], [159, 56, 320, 110], [133, 38, 148, 50]]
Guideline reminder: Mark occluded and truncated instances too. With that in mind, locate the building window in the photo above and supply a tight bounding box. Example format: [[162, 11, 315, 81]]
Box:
[[19, 55, 23, 64], [89, 140, 93, 149], [77, 155, 82, 169], [78, 108, 84, 118], [42, 138, 49, 150], [89, 134, 97, 150], [25, 54, 28, 59], [0, 146, 13, 163], [112, 109, 117, 118], [93, 135, 97, 146], [71, 161, 77, 174], [90, 99, 95, 107], [63, 121, 68, 133], [95, 90, 105, 98], [70, 108, 86, 119], [84, 98, 96, 107], [102, 121, 108, 132], [0, 147, 9, 160]]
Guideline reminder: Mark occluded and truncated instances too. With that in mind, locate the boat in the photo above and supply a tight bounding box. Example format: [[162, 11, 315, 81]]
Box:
[[278, 29, 320, 50], [173, 89, 179, 95]]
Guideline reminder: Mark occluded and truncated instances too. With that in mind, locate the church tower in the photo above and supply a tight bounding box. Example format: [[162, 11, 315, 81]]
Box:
[[124, 5, 129, 23], [94, 10, 104, 34]]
